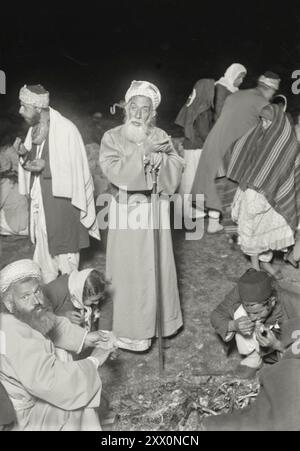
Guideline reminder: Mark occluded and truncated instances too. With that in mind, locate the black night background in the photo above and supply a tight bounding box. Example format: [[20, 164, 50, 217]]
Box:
[[1, 0, 300, 136]]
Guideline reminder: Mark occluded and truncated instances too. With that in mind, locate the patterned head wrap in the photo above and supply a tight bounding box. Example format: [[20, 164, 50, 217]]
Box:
[[0, 259, 42, 294], [19, 84, 50, 108], [125, 80, 161, 110]]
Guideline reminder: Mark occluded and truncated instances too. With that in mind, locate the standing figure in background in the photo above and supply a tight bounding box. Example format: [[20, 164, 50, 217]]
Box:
[[191, 71, 280, 234], [175, 79, 215, 219], [100, 80, 184, 352], [228, 104, 300, 279], [0, 141, 28, 236], [214, 63, 247, 121], [174, 64, 246, 220], [15, 85, 100, 283]]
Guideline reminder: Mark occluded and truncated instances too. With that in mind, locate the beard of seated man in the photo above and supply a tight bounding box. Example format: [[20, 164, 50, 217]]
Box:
[[12, 299, 56, 337], [2, 280, 56, 337]]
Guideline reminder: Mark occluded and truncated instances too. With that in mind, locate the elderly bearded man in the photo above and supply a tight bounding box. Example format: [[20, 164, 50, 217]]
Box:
[[100, 81, 184, 352], [0, 259, 113, 431], [14, 85, 100, 283]]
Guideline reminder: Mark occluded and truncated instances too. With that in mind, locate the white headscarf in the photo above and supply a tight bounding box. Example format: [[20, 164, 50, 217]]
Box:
[[215, 63, 247, 93], [68, 268, 94, 330]]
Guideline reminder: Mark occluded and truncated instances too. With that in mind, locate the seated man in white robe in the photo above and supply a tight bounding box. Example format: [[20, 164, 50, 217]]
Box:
[[0, 259, 114, 431]]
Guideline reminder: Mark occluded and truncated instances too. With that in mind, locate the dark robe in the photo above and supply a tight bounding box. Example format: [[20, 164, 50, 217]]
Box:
[[44, 274, 113, 331], [213, 84, 231, 122], [191, 88, 269, 212], [29, 136, 89, 256], [175, 79, 215, 149]]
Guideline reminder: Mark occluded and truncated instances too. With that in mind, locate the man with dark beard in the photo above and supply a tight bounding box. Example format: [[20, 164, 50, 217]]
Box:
[[0, 259, 114, 431], [100, 81, 184, 352], [13, 85, 99, 283]]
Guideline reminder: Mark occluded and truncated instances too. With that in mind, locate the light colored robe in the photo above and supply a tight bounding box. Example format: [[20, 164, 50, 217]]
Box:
[[0, 314, 102, 431], [99, 125, 184, 340]]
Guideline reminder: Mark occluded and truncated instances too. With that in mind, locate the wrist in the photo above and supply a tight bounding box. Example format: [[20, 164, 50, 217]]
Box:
[[228, 320, 236, 333]]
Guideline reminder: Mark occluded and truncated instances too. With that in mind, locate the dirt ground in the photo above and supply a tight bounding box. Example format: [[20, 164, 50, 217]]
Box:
[[2, 220, 300, 431]]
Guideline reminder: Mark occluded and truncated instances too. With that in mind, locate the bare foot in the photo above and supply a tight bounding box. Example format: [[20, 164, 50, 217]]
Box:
[[260, 262, 283, 280]]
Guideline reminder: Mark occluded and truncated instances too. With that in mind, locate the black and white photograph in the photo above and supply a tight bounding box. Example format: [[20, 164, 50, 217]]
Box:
[[1, 0, 300, 434]]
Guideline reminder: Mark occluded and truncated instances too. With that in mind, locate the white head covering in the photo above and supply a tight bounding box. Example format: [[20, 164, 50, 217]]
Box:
[[215, 63, 247, 93], [68, 268, 94, 310], [258, 74, 280, 91], [68, 268, 95, 331], [125, 80, 161, 110], [0, 259, 42, 294], [19, 85, 50, 108]]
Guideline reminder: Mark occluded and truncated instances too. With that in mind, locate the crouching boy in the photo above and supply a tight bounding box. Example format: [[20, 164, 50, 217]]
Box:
[[211, 269, 285, 379]]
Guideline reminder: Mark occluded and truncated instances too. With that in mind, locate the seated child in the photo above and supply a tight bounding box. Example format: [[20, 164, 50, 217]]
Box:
[[211, 269, 285, 379], [44, 268, 113, 336], [43, 268, 115, 424]]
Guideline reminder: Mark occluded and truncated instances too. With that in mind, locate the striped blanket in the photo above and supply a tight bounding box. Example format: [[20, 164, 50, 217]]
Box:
[[227, 105, 300, 231]]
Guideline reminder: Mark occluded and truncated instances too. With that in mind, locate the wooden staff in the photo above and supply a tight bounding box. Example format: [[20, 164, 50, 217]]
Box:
[[151, 165, 164, 376]]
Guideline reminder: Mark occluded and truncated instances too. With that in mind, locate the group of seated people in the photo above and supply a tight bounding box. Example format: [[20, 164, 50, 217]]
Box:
[[0, 259, 115, 431], [1, 258, 300, 431]]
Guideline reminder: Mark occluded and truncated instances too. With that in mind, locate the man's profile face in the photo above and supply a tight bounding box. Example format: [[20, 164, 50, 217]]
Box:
[[128, 96, 152, 125], [12, 279, 45, 315], [19, 102, 41, 125]]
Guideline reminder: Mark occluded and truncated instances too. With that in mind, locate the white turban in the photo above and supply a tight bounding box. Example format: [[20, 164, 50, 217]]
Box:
[[125, 80, 161, 110], [19, 84, 50, 109], [258, 75, 280, 91], [0, 259, 42, 294]]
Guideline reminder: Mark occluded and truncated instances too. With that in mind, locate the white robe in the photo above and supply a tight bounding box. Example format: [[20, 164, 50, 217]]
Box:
[[0, 314, 102, 431], [100, 125, 184, 340]]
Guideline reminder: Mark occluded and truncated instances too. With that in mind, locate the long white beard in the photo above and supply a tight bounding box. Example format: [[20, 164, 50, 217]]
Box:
[[124, 120, 150, 144]]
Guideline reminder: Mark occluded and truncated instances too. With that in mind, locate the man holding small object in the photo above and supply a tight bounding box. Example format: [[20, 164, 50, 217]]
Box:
[[100, 80, 184, 352], [14, 84, 100, 283], [211, 269, 285, 379]]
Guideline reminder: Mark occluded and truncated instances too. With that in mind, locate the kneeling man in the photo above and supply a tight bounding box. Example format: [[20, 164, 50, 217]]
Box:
[[0, 259, 112, 431]]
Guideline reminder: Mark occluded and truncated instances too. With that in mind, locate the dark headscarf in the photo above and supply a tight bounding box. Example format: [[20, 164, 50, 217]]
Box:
[[175, 79, 215, 144]]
